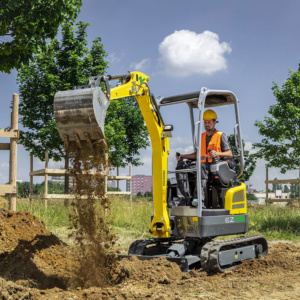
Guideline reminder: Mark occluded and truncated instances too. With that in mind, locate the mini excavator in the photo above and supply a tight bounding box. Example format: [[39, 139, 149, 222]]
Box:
[[54, 71, 268, 272]]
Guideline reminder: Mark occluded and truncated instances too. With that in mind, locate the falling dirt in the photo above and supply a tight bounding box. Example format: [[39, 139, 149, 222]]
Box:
[[67, 141, 117, 288]]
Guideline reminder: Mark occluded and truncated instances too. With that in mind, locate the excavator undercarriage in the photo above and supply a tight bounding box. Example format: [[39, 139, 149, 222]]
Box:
[[120, 235, 268, 272]]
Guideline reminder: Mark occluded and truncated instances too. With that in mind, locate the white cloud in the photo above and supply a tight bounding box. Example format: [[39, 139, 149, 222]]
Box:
[[36, 158, 63, 169], [130, 58, 151, 71], [244, 141, 257, 154], [108, 53, 121, 64], [159, 30, 232, 77]]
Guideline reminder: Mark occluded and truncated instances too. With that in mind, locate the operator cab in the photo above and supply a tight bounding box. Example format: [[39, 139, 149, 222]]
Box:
[[157, 88, 245, 219]]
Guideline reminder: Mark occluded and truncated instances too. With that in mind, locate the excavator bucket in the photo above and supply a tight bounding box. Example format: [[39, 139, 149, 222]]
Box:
[[54, 87, 110, 149]]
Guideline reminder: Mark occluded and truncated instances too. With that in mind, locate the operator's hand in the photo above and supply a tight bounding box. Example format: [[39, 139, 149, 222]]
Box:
[[209, 150, 218, 158], [176, 154, 182, 161]]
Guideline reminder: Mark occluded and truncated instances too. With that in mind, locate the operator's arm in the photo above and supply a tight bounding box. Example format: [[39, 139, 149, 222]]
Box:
[[210, 149, 233, 158], [176, 152, 197, 161], [209, 133, 233, 158]]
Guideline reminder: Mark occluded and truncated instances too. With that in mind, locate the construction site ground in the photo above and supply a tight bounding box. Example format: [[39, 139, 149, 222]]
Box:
[[0, 207, 299, 299]]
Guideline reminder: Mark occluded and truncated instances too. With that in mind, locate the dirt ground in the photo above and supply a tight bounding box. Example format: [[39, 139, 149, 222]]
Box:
[[0, 208, 299, 299]]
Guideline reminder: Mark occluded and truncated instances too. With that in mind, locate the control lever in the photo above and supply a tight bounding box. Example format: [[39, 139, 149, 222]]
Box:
[[208, 149, 219, 164]]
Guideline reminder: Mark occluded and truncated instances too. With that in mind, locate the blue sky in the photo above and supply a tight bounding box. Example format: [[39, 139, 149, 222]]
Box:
[[0, 0, 300, 191]]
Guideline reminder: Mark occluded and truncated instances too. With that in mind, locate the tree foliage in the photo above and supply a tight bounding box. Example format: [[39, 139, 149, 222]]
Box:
[[271, 178, 282, 192], [17, 21, 149, 167], [254, 63, 300, 173], [17, 180, 64, 197], [246, 192, 258, 200], [144, 191, 152, 197], [0, 0, 81, 73], [290, 184, 299, 199], [227, 134, 257, 182], [105, 97, 150, 167]]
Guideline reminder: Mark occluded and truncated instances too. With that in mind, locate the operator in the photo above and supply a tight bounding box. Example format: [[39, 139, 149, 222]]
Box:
[[175, 109, 232, 207]]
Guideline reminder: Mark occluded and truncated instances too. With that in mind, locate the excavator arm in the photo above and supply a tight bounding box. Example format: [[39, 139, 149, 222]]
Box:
[[109, 72, 171, 237], [54, 71, 171, 238]]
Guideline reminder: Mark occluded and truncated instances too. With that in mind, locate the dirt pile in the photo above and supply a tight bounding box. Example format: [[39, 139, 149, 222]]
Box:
[[110, 256, 184, 285], [0, 209, 77, 289], [0, 211, 299, 300], [0, 242, 297, 299]]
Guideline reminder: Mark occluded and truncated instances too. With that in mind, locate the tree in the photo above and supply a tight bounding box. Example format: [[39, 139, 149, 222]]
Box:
[[136, 192, 143, 198], [283, 185, 290, 193], [290, 184, 299, 199], [227, 134, 257, 182], [271, 178, 282, 192], [144, 191, 152, 197], [107, 186, 121, 192], [0, 0, 81, 73], [254, 63, 300, 173], [17, 21, 149, 168], [34, 181, 64, 194], [105, 97, 150, 167], [246, 192, 257, 200], [17, 181, 30, 198]]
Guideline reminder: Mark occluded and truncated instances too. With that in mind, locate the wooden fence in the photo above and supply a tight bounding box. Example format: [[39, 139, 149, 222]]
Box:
[[265, 166, 300, 204], [0, 94, 19, 211], [29, 151, 132, 207]]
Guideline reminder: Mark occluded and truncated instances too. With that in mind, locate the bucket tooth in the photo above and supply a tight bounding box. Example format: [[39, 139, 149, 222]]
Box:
[[99, 138, 108, 150], [73, 133, 82, 149], [63, 134, 69, 150], [84, 132, 93, 149]]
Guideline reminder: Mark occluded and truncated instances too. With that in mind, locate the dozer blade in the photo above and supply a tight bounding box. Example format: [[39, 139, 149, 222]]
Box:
[[54, 87, 110, 148]]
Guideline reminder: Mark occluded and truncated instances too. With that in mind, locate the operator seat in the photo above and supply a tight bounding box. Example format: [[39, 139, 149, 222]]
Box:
[[210, 161, 236, 186]]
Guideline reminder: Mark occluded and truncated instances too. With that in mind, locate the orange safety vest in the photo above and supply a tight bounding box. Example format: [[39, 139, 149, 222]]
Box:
[[200, 130, 223, 163]]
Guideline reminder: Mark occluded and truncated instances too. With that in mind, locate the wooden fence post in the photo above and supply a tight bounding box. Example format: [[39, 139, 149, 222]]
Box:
[[265, 166, 269, 204], [117, 167, 119, 191], [129, 166, 132, 204], [44, 151, 49, 208], [8, 94, 19, 211], [30, 152, 33, 201]]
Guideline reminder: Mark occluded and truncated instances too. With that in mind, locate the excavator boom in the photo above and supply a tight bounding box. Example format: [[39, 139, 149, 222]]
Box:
[[54, 71, 171, 237]]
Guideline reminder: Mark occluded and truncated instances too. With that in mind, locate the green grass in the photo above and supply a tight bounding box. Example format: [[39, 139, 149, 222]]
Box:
[[9, 196, 300, 245], [109, 198, 152, 237], [16, 198, 72, 237], [247, 205, 300, 240]]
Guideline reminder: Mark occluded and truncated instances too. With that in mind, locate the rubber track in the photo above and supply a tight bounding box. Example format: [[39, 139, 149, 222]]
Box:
[[200, 235, 268, 273], [129, 237, 183, 255]]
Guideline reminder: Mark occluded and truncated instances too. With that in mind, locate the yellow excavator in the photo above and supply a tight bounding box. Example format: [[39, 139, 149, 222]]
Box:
[[54, 71, 268, 272]]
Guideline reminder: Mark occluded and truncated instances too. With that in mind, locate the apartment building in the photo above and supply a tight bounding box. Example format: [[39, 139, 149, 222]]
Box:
[[126, 175, 152, 195]]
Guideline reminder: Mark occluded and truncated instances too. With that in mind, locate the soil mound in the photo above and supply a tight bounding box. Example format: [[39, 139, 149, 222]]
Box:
[[233, 242, 300, 275], [0, 209, 77, 289], [110, 256, 183, 285]]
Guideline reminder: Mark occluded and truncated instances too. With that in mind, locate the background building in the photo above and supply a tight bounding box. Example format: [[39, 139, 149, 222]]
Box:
[[126, 175, 152, 195]]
